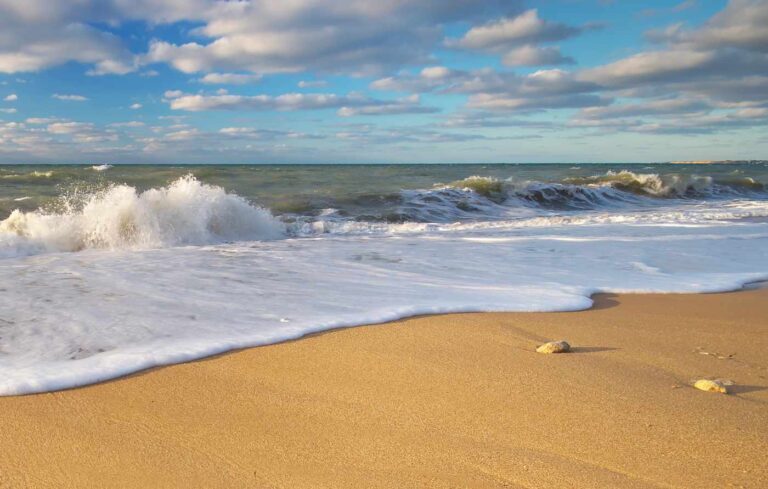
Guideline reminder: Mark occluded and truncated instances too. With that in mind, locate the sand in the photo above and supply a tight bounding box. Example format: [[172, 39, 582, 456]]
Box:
[[1, 289, 767, 488]]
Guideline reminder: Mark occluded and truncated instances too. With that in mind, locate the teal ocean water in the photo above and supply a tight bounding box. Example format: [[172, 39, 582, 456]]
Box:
[[2, 163, 766, 225]]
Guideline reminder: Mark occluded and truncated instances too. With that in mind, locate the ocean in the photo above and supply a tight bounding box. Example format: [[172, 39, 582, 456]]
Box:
[[1, 162, 767, 395]]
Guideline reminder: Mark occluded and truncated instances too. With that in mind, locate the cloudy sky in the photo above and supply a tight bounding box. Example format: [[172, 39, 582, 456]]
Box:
[[0, 0, 766, 163]]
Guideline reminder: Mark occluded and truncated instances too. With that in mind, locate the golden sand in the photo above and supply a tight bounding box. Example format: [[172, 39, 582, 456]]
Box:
[[1, 289, 767, 488]]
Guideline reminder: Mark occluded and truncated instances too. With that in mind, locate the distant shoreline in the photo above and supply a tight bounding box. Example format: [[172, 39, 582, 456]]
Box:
[[668, 160, 764, 165]]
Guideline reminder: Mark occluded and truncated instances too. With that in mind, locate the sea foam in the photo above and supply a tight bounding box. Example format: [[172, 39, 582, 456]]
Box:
[[0, 175, 283, 256], [0, 172, 766, 395]]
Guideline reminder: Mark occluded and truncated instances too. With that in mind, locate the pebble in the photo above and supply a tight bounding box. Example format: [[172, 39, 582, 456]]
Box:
[[536, 340, 571, 354], [693, 379, 728, 394]]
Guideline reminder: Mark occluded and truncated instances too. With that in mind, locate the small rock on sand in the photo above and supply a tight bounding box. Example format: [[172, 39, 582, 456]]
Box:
[[536, 340, 571, 354], [693, 379, 728, 394]]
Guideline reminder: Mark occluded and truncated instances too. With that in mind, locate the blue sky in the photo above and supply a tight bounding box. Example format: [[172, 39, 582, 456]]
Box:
[[0, 0, 766, 163]]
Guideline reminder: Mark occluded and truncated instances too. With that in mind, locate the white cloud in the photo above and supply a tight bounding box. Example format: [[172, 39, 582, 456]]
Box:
[[371, 66, 467, 92], [168, 91, 438, 115], [467, 92, 608, 111], [298, 80, 328, 88], [47, 121, 93, 134], [3, 93, 17, 101], [646, 0, 768, 51], [146, 1, 520, 76], [569, 106, 768, 135], [372, 67, 603, 113], [109, 121, 145, 128], [447, 9, 584, 51], [129, 103, 142, 109], [0, 108, 16, 113], [579, 0, 768, 107], [502, 45, 574, 66], [0, 1, 514, 78], [163, 90, 185, 99], [444, 9, 594, 66], [52, 93, 88, 101], [199, 73, 262, 85], [337, 95, 438, 117], [219, 127, 323, 140], [577, 99, 711, 119], [0, 2, 135, 74], [26, 117, 57, 124], [46, 120, 118, 143]]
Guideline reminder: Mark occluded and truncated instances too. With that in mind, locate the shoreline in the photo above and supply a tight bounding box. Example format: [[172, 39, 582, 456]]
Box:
[[5, 280, 768, 397], [1, 289, 767, 487]]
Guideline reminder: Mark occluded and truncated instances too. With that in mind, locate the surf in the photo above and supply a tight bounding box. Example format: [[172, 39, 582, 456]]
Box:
[[0, 175, 283, 256]]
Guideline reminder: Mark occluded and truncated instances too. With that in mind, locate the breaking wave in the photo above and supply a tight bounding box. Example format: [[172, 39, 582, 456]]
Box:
[[0, 170, 55, 181], [563, 170, 764, 197], [1, 169, 766, 255], [365, 171, 764, 224], [0, 175, 284, 256]]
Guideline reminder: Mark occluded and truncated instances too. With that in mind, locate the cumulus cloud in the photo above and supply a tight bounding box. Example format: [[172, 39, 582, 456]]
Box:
[[502, 45, 574, 66], [199, 73, 262, 85], [0, 1, 136, 74], [46, 120, 118, 143], [0, 0, 765, 157], [129, 103, 142, 109], [577, 98, 711, 120], [373, 67, 604, 113], [25, 117, 58, 124], [219, 127, 324, 140], [467, 92, 608, 111], [579, 0, 768, 106], [47, 121, 94, 134], [447, 9, 583, 50], [446, 9, 593, 66], [167, 91, 439, 116], [371, 66, 467, 93], [333, 123, 519, 146], [570, 107, 768, 135], [298, 80, 328, 88], [0, 1, 514, 76], [52, 93, 88, 101], [3, 93, 17, 101], [109, 121, 145, 128], [441, 112, 555, 129], [337, 95, 438, 117], [146, 0, 520, 76], [646, 0, 767, 51]]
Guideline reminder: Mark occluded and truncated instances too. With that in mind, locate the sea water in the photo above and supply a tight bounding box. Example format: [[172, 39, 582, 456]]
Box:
[[0, 163, 766, 395]]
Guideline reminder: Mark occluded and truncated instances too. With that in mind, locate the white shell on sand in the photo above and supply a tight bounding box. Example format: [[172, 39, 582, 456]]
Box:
[[693, 379, 728, 394], [536, 340, 571, 354]]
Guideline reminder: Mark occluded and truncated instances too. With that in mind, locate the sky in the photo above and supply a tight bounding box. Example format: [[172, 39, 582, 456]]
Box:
[[0, 0, 766, 164]]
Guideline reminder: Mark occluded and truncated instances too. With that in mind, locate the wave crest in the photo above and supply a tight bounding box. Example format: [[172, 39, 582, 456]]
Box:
[[563, 170, 765, 197], [448, 176, 506, 200], [0, 175, 283, 255]]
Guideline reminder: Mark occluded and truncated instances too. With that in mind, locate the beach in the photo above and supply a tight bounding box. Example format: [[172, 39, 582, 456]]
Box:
[[1, 289, 766, 488]]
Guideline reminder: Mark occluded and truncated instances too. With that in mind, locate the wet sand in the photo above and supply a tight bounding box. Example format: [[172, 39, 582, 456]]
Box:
[[1, 289, 766, 488]]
